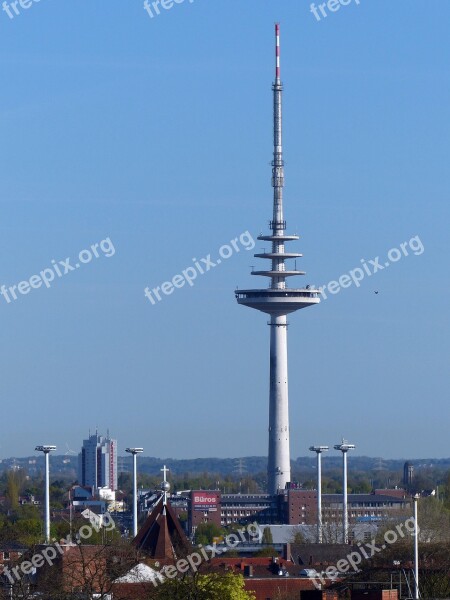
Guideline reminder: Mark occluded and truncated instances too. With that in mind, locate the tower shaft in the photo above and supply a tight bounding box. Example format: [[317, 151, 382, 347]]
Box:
[[268, 24, 290, 494], [236, 24, 320, 497], [268, 314, 290, 493]]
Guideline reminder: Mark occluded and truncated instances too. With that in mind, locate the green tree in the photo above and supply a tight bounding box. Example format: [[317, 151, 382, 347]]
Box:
[[154, 572, 255, 600], [5, 470, 21, 509], [255, 546, 278, 557], [194, 522, 225, 545], [262, 526, 273, 544], [442, 471, 450, 510]]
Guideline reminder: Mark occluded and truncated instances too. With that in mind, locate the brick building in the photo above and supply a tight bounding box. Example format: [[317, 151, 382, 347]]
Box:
[[189, 490, 221, 533], [220, 494, 278, 526], [185, 488, 410, 536], [280, 489, 318, 525]]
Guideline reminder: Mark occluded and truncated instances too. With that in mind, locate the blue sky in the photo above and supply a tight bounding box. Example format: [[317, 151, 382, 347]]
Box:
[[0, 0, 448, 461]]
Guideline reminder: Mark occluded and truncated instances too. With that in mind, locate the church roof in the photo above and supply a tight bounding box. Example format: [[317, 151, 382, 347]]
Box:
[[133, 496, 190, 560]]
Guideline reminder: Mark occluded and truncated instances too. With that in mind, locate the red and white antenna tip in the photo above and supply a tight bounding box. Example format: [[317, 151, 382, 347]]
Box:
[[275, 23, 280, 80]]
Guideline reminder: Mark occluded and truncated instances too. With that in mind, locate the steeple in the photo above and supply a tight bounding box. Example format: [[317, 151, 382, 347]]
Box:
[[133, 466, 190, 560], [133, 497, 190, 560]]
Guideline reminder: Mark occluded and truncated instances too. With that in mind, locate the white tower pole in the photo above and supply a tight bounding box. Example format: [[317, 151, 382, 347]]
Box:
[[343, 451, 348, 542], [414, 494, 420, 599], [334, 440, 355, 544], [44, 452, 50, 542], [268, 313, 290, 493], [310, 446, 328, 543], [317, 452, 322, 542], [133, 453, 137, 533], [35, 445, 56, 544], [126, 448, 143, 538]]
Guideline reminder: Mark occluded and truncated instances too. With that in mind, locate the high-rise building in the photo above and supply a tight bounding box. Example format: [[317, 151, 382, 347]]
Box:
[[236, 25, 320, 495], [78, 432, 118, 492]]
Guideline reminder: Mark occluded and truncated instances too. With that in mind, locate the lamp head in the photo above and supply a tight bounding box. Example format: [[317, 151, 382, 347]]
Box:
[[35, 445, 56, 453], [309, 446, 329, 453], [334, 440, 355, 452]]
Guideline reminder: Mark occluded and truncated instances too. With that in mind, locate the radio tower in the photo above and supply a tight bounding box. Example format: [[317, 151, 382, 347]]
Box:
[[236, 24, 321, 495]]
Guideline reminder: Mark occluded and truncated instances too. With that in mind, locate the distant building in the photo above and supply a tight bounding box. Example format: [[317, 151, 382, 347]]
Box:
[[70, 485, 107, 514], [403, 462, 414, 489], [78, 432, 118, 492], [220, 494, 278, 526], [322, 493, 409, 524], [280, 489, 318, 525]]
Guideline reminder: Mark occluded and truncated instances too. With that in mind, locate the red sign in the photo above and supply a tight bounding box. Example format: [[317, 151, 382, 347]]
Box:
[[192, 492, 218, 511]]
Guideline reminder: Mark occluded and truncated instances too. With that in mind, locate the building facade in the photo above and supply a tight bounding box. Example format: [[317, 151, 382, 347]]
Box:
[[78, 432, 118, 492], [189, 490, 222, 533], [186, 489, 410, 535]]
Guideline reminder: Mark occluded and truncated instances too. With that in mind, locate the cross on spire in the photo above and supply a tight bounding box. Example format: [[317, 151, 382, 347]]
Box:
[[161, 465, 169, 481]]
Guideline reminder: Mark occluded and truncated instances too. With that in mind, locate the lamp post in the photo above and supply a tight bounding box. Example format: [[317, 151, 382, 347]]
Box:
[[125, 447, 143, 537], [334, 439, 355, 544], [35, 445, 56, 544], [413, 494, 420, 599], [309, 446, 329, 543]]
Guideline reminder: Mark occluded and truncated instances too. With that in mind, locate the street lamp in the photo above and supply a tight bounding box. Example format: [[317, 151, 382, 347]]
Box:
[[125, 447, 143, 537], [35, 445, 56, 544], [413, 493, 420, 599], [309, 446, 329, 543], [334, 439, 355, 544]]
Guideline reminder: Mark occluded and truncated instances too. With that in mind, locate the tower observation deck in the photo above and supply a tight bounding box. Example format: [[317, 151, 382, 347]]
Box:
[[235, 24, 321, 495]]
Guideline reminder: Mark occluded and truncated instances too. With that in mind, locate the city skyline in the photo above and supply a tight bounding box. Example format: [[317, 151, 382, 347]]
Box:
[[2, 447, 449, 463]]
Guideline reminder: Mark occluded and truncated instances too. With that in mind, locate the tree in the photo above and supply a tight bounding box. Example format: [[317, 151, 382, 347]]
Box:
[[255, 546, 278, 557], [262, 526, 273, 544], [0, 504, 43, 545], [416, 496, 450, 542], [153, 572, 255, 600], [5, 470, 22, 509], [194, 522, 225, 545], [31, 539, 138, 600], [442, 471, 450, 510]]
